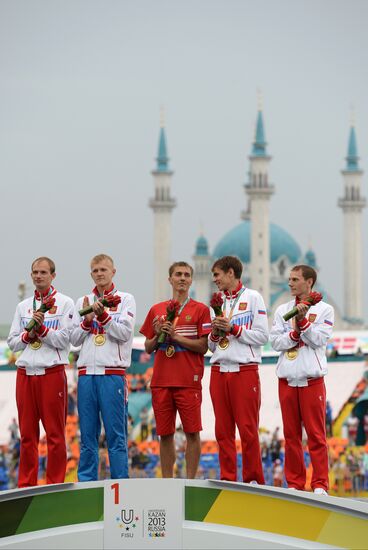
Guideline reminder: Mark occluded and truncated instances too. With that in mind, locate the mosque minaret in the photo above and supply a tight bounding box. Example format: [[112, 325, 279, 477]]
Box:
[[149, 113, 176, 303], [192, 233, 212, 304], [338, 120, 366, 327], [246, 103, 274, 308]]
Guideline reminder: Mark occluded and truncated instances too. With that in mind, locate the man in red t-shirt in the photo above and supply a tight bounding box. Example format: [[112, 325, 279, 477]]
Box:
[[140, 261, 211, 478]]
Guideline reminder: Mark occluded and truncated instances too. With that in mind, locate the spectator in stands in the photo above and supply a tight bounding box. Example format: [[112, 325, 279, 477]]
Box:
[[129, 441, 149, 472], [261, 441, 270, 463], [332, 455, 346, 496], [140, 261, 211, 479], [140, 407, 149, 441], [174, 425, 186, 453], [127, 414, 134, 440], [7, 257, 74, 488], [138, 374, 147, 392], [208, 256, 268, 484], [326, 401, 333, 438], [130, 374, 138, 393], [363, 413, 368, 444], [270, 264, 334, 496], [273, 459, 283, 487], [67, 384, 77, 416], [270, 433, 281, 463], [347, 415, 359, 446], [71, 254, 136, 481], [0, 448, 6, 469], [363, 451, 368, 490], [8, 418, 19, 442], [151, 415, 158, 441]]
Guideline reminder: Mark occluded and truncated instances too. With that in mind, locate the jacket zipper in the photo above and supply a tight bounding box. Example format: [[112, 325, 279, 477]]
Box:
[[56, 349, 61, 361], [118, 343, 122, 361], [249, 344, 255, 358], [314, 350, 322, 370]]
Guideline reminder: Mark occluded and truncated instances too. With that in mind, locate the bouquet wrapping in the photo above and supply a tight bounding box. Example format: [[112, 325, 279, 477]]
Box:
[[210, 292, 225, 338], [25, 296, 56, 332], [79, 294, 121, 316], [283, 291, 323, 321], [157, 300, 180, 344]]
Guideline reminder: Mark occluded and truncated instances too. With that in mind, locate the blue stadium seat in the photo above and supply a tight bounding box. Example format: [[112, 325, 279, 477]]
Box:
[[128, 392, 152, 425]]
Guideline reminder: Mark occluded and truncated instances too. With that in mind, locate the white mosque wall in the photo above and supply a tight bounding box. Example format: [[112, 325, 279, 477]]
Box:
[[343, 208, 364, 322]]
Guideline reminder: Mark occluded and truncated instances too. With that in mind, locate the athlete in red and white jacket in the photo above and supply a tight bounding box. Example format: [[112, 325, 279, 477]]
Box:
[[8, 288, 74, 372], [7, 257, 74, 488], [270, 299, 333, 386], [71, 288, 135, 375], [270, 265, 334, 495], [208, 287, 268, 369], [209, 256, 268, 485]]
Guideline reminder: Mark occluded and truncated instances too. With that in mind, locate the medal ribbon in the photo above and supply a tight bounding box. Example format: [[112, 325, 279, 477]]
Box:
[[222, 287, 245, 322], [33, 286, 54, 312], [164, 297, 191, 353], [172, 296, 191, 330], [92, 286, 117, 335]]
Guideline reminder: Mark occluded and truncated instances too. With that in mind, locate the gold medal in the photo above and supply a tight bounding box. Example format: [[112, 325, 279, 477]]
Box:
[[165, 344, 175, 358], [286, 348, 298, 360], [30, 340, 42, 350], [94, 334, 106, 346], [218, 337, 230, 350]]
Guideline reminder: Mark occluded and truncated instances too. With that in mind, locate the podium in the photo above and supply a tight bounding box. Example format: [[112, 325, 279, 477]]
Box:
[[0, 479, 367, 549]]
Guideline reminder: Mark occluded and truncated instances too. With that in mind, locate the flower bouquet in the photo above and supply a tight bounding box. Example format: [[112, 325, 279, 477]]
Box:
[[210, 292, 226, 338], [25, 296, 56, 332], [157, 300, 180, 344], [79, 294, 121, 316], [283, 291, 323, 321]]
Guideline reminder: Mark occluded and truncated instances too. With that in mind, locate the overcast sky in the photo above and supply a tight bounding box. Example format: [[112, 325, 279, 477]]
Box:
[[0, 0, 367, 326]]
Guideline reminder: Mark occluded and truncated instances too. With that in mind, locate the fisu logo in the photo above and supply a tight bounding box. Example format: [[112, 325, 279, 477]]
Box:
[[121, 509, 134, 524]]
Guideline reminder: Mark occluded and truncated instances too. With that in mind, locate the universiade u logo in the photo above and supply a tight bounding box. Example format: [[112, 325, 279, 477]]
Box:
[[121, 509, 134, 524]]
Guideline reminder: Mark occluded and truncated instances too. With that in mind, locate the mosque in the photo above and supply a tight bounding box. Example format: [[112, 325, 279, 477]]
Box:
[[149, 105, 366, 330]]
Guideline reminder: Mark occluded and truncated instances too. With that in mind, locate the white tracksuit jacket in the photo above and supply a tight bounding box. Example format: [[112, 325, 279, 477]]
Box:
[[270, 299, 334, 387], [7, 291, 74, 374], [208, 287, 269, 371], [71, 291, 136, 375]]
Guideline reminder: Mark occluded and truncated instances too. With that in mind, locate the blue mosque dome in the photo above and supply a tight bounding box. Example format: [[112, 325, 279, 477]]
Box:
[[195, 235, 209, 256], [213, 221, 301, 264]]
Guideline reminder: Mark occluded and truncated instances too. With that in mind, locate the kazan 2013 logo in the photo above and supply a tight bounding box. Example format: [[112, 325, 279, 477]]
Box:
[[116, 509, 140, 538], [147, 509, 166, 538]]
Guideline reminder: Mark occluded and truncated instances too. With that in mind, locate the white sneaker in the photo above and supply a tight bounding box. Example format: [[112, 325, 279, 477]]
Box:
[[249, 480, 258, 485], [314, 488, 328, 496]]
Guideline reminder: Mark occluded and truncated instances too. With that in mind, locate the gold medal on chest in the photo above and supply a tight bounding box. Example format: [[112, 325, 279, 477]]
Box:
[[94, 334, 106, 346], [286, 348, 298, 360], [30, 340, 42, 350], [165, 344, 176, 358], [218, 336, 230, 350]]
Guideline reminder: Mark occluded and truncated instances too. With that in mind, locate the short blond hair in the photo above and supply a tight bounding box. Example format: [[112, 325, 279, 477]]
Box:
[[90, 254, 114, 268]]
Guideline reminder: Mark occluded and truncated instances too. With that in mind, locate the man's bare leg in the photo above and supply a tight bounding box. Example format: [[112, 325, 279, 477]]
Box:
[[160, 434, 176, 477], [185, 432, 201, 479]]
